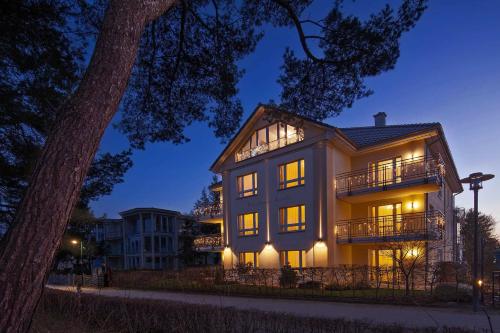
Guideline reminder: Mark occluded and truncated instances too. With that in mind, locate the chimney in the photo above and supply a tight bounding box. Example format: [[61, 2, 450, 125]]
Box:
[[373, 112, 387, 127]]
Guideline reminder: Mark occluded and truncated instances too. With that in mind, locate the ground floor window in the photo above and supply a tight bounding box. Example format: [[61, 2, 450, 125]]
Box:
[[238, 251, 259, 267], [280, 250, 306, 268]]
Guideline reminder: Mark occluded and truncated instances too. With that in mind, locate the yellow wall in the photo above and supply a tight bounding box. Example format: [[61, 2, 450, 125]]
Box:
[[350, 194, 426, 219], [223, 247, 237, 269], [350, 140, 426, 170], [258, 244, 280, 268]]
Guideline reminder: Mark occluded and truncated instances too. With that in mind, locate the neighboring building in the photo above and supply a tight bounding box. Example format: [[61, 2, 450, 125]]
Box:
[[92, 208, 195, 270], [92, 218, 124, 270], [120, 208, 193, 270], [207, 104, 463, 269], [494, 248, 500, 271], [0, 223, 7, 239]]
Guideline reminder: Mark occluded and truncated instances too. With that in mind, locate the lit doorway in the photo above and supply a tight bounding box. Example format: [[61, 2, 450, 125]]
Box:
[[371, 203, 402, 237]]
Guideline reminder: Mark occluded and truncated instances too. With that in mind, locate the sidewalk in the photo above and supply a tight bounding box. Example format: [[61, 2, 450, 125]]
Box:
[[47, 285, 499, 331]]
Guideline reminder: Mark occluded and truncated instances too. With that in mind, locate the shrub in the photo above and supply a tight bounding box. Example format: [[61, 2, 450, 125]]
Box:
[[298, 280, 324, 289], [279, 265, 298, 288], [433, 283, 472, 303]]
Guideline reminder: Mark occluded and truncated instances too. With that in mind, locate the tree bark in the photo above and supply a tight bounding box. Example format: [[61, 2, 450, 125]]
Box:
[[0, 1, 176, 331]]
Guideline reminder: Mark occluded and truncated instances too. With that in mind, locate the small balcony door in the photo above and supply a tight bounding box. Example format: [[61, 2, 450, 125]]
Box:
[[372, 203, 402, 237], [369, 157, 402, 187]]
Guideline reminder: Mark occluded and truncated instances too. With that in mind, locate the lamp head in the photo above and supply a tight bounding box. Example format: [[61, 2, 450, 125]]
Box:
[[461, 172, 494, 190]]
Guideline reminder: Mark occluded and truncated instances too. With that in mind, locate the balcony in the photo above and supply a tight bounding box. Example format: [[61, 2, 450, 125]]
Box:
[[336, 210, 444, 244], [104, 230, 122, 240], [194, 202, 223, 223], [336, 156, 445, 203], [235, 131, 304, 162], [193, 233, 225, 251]]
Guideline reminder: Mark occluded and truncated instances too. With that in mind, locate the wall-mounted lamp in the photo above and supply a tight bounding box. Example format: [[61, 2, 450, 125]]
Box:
[[406, 201, 419, 210]]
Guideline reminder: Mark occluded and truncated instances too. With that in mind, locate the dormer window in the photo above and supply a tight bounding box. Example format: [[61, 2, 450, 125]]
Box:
[[235, 122, 304, 162]]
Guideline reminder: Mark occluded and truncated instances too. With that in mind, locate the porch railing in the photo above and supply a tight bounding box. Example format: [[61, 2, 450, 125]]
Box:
[[336, 156, 445, 195], [336, 210, 445, 243], [104, 230, 122, 240], [193, 202, 223, 219], [193, 233, 225, 251], [235, 131, 304, 162]]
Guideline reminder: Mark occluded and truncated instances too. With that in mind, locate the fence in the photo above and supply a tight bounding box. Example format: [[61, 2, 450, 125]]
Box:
[[111, 263, 474, 304], [48, 273, 105, 288]]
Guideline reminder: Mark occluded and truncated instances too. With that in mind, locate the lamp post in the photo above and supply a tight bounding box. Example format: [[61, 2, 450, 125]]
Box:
[[71, 239, 84, 285], [460, 172, 494, 312]]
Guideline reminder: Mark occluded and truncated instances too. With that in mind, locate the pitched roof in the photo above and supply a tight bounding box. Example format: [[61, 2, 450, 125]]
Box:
[[339, 123, 440, 148]]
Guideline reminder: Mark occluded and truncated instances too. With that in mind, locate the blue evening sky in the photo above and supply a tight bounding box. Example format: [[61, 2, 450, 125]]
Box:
[[91, 1, 500, 234]]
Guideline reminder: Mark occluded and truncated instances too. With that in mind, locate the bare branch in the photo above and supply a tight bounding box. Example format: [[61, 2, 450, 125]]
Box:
[[271, 0, 327, 64]]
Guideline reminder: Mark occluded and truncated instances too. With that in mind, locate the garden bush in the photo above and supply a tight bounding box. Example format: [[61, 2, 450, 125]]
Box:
[[279, 264, 298, 288], [433, 283, 472, 303]]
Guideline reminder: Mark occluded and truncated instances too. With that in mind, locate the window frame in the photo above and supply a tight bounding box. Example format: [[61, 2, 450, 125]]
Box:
[[237, 172, 258, 198], [237, 212, 259, 236], [235, 122, 304, 162], [238, 251, 259, 268], [279, 159, 305, 190], [368, 156, 402, 187], [279, 250, 307, 269], [279, 204, 306, 232]]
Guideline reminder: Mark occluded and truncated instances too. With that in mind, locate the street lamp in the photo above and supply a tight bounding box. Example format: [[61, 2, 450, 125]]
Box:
[[460, 172, 494, 312], [71, 239, 84, 285]]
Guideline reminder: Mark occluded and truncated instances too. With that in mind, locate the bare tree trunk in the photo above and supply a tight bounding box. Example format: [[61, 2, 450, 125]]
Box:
[[0, 1, 175, 331]]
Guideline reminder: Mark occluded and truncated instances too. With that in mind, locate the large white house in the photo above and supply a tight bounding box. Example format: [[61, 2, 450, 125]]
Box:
[[197, 104, 462, 269]]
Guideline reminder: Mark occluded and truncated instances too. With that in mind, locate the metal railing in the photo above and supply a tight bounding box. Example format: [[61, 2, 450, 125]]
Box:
[[336, 210, 445, 243], [336, 156, 445, 195], [193, 202, 223, 219], [104, 230, 123, 240], [193, 233, 225, 251], [235, 131, 304, 162]]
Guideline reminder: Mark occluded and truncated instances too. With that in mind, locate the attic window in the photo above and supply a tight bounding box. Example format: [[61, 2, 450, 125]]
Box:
[[235, 122, 304, 162]]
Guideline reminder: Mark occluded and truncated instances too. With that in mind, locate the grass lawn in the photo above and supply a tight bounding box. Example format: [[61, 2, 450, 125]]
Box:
[[31, 289, 480, 333]]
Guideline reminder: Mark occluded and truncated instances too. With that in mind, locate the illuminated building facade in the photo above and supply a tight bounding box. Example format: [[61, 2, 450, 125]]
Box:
[[201, 105, 462, 269]]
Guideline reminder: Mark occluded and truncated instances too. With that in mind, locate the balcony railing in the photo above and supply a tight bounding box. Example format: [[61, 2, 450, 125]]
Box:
[[104, 230, 122, 240], [336, 156, 445, 196], [193, 202, 223, 219], [235, 131, 304, 162], [336, 210, 445, 243], [193, 233, 225, 251]]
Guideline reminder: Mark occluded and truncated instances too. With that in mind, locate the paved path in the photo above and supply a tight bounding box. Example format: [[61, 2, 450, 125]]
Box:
[[47, 285, 499, 332]]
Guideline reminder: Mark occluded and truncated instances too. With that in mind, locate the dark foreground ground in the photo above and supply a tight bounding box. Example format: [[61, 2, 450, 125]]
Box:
[[30, 289, 485, 333]]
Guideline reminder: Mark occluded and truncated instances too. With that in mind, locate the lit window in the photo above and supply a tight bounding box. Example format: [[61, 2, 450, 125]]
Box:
[[238, 212, 258, 236], [237, 172, 258, 198], [280, 250, 306, 268], [239, 252, 259, 267], [235, 122, 304, 162], [368, 157, 402, 186], [279, 159, 305, 189], [279, 205, 306, 232]]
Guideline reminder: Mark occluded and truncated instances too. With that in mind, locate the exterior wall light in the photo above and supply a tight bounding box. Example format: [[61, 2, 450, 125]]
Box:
[[406, 201, 418, 210], [315, 240, 327, 248]]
